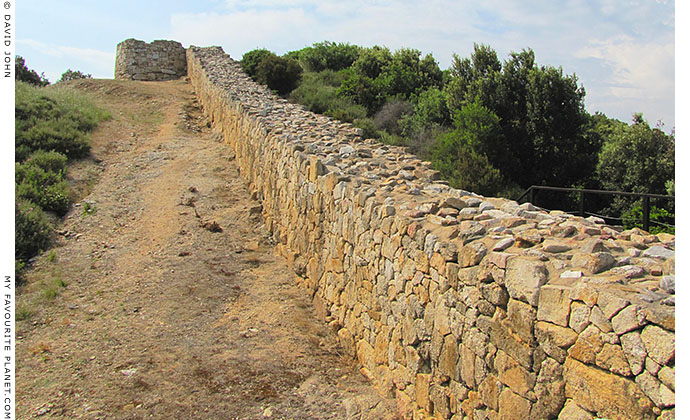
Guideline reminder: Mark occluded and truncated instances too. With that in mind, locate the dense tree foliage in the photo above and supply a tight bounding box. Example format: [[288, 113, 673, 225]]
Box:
[[15, 56, 49, 86], [256, 55, 303, 95], [240, 49, 276, 80], [58, 69, 92, 83], [239, 41, 675, 230]]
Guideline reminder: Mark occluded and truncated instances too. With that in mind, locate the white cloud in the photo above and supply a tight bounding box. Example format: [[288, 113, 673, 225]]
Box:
[[169, 0, 674, 128], [17, 39, 115, 81]]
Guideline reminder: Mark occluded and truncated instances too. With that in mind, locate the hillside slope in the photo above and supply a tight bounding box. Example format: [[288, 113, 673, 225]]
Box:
[[16, 79, 396, 420]]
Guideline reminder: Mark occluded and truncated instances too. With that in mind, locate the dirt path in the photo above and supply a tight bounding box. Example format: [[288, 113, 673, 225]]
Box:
[[16, 79, 397, 420]]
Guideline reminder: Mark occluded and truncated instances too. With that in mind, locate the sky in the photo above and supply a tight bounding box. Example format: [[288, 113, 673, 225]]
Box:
[[16, 0, 676, 131]]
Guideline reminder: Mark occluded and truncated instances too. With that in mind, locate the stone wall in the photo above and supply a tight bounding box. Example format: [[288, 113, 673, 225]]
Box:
[[115, 38, 187, 81], [186, 45, 675, 420]]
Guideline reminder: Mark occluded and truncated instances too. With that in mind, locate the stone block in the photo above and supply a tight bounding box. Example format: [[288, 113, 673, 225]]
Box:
[[611, 304, 647, 335], [415, 373, 432, 413], [505, 258, 548, 306], [507, 299, 536, 344], [640, 325, 675, 366], [635, 371, 675, 408], [595, 343, 632, 376], [495, 350, 535, 398], [535, 321, 578, 363], [478, 374, 501, 411], [568, 324, 604, 365], [564, 357, 655, 420], [558, 400, 594, 420], [536, 284, 572, 327], [497, 388, 532, 420], [568, 301, 591, 333]]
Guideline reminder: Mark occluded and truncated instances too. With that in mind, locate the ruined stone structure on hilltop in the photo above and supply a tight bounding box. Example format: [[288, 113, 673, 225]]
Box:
[[115, 40, 676, 420], [115, 39, 187, 81]]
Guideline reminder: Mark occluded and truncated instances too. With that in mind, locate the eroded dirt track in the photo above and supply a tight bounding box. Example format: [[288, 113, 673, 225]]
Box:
[[16, 79, 396, 420]]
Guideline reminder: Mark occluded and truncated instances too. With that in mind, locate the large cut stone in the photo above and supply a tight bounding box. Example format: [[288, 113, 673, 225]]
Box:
[[537, 285, 572, 327], [564, 357, 655, 420], [640, 325, 675, 366], [505, 259, 548, 306]]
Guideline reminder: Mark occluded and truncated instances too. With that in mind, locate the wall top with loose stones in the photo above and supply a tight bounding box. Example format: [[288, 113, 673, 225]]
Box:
[[187, 46, 675, 309], [115, 38, 187, 81]]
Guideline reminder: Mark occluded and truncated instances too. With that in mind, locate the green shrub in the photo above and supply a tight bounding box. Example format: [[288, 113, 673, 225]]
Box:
[[15, 199, 53, 262], [373, 99, 413, 135], [353, 118, 382, 139], [58, 69, 92, 83], [324, 99, 367, 123], [256, 55, 303, 95], [240, 49, 277, 80], [16, 152, 71, 215], [15, 82, 109, 161], [299, 41, 361, 72]]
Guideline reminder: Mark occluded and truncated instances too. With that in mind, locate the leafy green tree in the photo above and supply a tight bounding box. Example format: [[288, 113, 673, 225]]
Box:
[[240, 49, 276, 80], [256, 55, 303, 95], [444, 45, 595, 192], [15, 56, 49, 86], [298, 41, 361, 72], [596, 114, 674, 197], [431, 98, 505, 195]]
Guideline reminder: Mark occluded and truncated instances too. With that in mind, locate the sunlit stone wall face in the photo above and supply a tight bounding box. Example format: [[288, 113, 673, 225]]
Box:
[[186, 44, 675, 420]]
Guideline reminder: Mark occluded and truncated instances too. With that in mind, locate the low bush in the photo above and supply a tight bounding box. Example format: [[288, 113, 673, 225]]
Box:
[[58, 69, 92, 83], [15, 82, 109, 161], [15, 199, 53, 263]]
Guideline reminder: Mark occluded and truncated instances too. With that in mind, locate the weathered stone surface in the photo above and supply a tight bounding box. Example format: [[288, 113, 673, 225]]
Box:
[[506, 299, 536, 344], [568, 325, 603, 365], [620, 331, 646, 376], [564, 358, 656, 420], [495, 350, 535, 398], [458, 242, 488, 267], [568, 301, 591, 334], [536, 285, 572, 327], [658, 366, 675, 391], [558, 400, 594, 420], [116, 38, 187, 81], [572, 252, 616, 274], [493, 237, 515, 252], [535, 321, 578, 363], [597, 291, 630, 319], [640, 325, 675, 366], [611, 304, 647, 335], [186, 45, 677, 420], [660, 275, 675, 294], [642, 245, 674, 260], [478, 374, 501, 411], [531, 358, 565, 419], [588, 305, 612, 333], [497, 388, 531, 420], [596, 343, 632, 376], [505, 259, 548, 306], [635, 371, 675, 408]]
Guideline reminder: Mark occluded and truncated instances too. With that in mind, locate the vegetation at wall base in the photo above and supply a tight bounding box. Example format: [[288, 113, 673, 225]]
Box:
[[15, 74, 110, 281], [239, 41, 674, 233]]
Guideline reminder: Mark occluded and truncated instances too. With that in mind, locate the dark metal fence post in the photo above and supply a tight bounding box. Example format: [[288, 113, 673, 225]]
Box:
[[529, 187, 535, 206], [579, 191, 585, 217], [643, 196, 650, 232]]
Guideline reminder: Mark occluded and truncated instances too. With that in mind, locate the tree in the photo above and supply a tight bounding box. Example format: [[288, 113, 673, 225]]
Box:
[[256, 55, 303, 95], [430, 98, 505, 195], [240, 49, 277, 80], [15, 56, 49, 86], [443, 45, 595, 193], [298, 41, 361, 72], [596, 114, 674, 196]]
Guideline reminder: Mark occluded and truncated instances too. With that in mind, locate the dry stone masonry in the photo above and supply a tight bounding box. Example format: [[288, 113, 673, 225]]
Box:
[[115, 39, 187, 81], [185, 45, 675, 420]]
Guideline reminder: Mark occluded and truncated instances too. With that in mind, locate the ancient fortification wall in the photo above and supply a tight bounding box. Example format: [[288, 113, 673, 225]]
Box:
[[185, 45, 675, 420], [115, 38, 187, 81]]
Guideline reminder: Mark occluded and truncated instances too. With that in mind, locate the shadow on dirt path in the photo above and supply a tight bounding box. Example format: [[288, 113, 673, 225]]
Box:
[[16, 79, 398, 420]]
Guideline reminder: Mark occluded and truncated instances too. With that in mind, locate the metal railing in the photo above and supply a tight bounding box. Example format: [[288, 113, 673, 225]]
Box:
[[516, 185, 675, 232]]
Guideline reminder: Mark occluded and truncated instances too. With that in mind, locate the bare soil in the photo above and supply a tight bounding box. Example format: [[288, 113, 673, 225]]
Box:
[[16, 79, 397, 420]]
